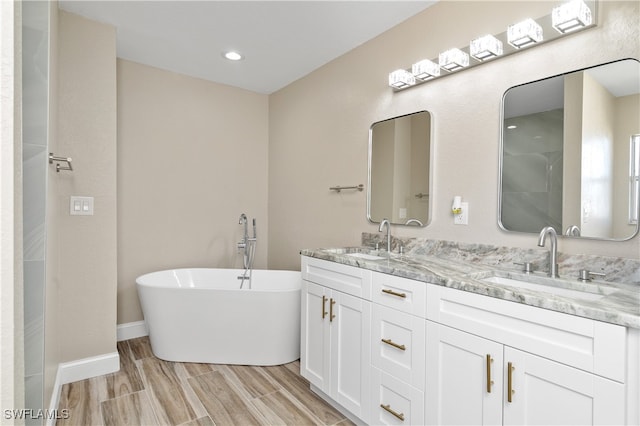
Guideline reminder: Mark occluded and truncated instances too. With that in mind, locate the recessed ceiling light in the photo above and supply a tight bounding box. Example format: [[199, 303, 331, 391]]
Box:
[[507, 125, 517, 129], [223, 51, 243, 61]]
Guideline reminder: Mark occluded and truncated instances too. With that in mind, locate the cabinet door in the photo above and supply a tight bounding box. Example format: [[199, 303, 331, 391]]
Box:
[[503, 347, 625, 426], [330, 290, 371, 422], [425, 321, 503, 426], [300, 280, 330, 391]]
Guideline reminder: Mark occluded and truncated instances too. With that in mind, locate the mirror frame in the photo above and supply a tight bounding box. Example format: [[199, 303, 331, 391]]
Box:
[[498, 58, 640, 241], [367, 111, 434, 227]]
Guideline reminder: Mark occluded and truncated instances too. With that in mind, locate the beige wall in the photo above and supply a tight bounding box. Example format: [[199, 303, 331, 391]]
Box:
[[117, 60, 269, 324], [48, 9, 117, 369], [268, 1, 640, 271]]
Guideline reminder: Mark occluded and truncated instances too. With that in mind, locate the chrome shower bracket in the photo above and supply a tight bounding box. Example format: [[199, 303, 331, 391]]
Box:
[[49, 153, 73, 172]]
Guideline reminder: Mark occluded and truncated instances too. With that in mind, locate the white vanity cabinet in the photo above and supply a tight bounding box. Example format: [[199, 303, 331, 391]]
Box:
[[425, 284, 627, 426], [300, 255, 637, 426], [300, 257, 372, 423]]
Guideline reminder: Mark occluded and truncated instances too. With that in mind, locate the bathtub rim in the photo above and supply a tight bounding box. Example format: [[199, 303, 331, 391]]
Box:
[[136, 267, 301, 291]]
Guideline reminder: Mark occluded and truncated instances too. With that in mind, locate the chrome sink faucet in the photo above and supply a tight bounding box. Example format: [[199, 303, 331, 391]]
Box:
[[537, 226, 559, 278], [379, 218, 391, 253]]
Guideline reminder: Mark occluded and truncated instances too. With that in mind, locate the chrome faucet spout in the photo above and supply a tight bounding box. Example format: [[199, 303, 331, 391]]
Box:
[[378, 219, 391, 253], [537, 226, 559, 278]]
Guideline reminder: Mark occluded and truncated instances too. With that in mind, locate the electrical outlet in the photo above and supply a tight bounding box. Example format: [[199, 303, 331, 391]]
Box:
[[454, 202, 469, 225]]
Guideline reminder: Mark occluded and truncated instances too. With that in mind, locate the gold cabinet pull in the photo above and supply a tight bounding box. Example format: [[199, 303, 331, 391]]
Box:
[[382, 288, 407, 298], [381, 338, 406, 351], [486, 354, 494, 393], [380, 404, 405, 421], [507, 362, 515, 402], [321, 295, 327, 319], [330, 298, 336, 322]]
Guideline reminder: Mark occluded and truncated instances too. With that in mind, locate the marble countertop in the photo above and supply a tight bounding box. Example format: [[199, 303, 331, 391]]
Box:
[[300, 247, 640, 329]]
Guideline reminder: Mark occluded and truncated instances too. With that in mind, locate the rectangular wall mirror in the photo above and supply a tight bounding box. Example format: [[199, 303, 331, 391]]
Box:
[[500, 59, 640, 241], [368, 111, 432, 226]]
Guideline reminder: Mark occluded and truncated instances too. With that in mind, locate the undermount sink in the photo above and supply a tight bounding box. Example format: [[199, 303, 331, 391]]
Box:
[[344, 252, 387, 261], [479, 273, 616, 302]]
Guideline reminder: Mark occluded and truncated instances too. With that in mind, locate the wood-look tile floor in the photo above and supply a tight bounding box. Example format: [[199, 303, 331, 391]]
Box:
[[57, 337, 353, 426]]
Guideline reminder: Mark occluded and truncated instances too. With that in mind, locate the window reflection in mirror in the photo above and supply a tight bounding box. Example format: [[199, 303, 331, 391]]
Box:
[[500, 59, 640, 240], [368, 111, 432, 226]]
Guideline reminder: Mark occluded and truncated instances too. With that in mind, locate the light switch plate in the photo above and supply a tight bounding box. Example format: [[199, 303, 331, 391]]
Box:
[[70, 196, 94, 216]]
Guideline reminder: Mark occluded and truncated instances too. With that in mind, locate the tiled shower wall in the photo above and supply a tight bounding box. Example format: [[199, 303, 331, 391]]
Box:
[[22, 0, 49, 417]]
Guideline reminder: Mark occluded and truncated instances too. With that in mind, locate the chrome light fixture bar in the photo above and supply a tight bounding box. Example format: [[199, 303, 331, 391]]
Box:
[[552, 0, 592, 33], [388, 0, 596, 91]]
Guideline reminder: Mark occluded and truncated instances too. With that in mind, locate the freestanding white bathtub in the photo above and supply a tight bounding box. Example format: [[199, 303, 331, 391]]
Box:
[[136, 268, 301, 366]]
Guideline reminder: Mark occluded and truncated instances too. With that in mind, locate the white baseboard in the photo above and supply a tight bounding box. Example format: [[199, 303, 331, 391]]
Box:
[[116, 320, 148, 341], [47, 351, 119, 426], [58, 352, 120, 385]]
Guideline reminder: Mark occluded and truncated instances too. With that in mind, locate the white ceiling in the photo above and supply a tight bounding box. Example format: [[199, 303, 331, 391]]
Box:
[[59, 1, 436, 94]]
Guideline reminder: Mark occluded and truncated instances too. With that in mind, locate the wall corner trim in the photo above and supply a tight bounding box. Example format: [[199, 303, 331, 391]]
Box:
[[116, 320, 148, 341], [47, 352, 119, 425]]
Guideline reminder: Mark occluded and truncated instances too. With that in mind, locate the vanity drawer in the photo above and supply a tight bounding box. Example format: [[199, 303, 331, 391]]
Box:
[[371, 367, 424, 426], [372, 272, 426, 318], [372, 304, 425, 390], [426, 284, 626, 382], [301, 256, 372, 299]]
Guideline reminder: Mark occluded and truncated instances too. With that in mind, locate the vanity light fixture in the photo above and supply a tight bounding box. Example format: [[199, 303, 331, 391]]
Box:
[[439, 48, 469, 72], [552, 0, 592, 33], [507, 18, 543, 48], [387, 0, 596, 91], [388, 69, 416, 89], [412, 59, 440, 81], [470, 34, 503, 61]]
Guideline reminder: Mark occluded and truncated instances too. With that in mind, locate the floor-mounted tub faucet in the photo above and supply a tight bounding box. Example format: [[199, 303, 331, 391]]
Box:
[[537, 226, 559, 278], [379, 218, 391, 253], [237, 213, 257, 288]]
